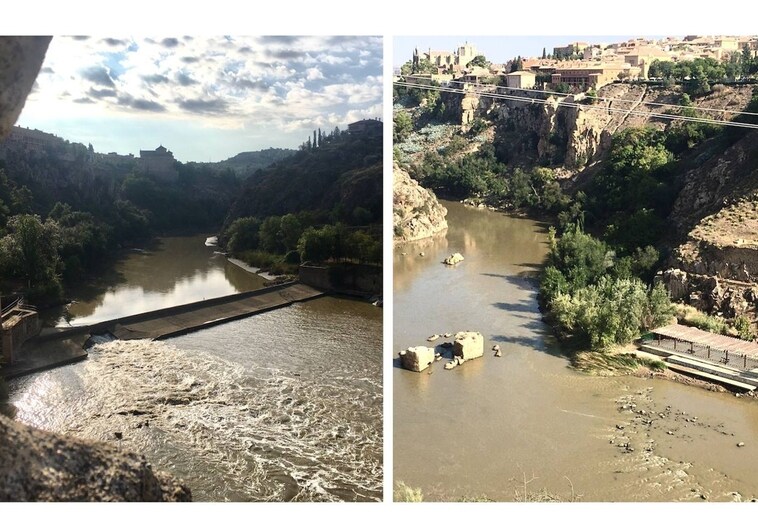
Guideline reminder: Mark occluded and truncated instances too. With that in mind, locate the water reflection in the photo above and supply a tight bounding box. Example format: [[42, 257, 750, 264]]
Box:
[[53, 236, 266, 326]]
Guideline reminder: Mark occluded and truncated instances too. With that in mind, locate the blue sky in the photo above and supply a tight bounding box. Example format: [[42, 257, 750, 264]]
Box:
[[18, 36, 383, 162], [393, 36, 660, 68]]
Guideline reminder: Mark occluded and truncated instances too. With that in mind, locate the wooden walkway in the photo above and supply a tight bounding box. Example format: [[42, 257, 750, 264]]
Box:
[[651, 324, 758, 358]]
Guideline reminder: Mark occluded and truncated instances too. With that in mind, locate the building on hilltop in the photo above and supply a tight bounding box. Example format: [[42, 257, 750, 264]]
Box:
[[505, 70, 537, 89], [348, 119, 382, 136], [138, 145, 178, 181], [1, 126, 59, 153], [414, 42, 479, 74]]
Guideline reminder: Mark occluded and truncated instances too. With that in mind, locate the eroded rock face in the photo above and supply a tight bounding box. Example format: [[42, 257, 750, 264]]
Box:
[[0, 415, 191, 501], [453, 331, 484, 361], [398, 346, 436, 372], [0, 37, 51, 139], [393, 163, 448, 243]]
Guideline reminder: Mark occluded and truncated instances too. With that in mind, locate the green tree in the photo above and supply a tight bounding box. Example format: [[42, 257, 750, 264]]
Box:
[[226, 217, 261, 253], [394, 110, 413, 143]]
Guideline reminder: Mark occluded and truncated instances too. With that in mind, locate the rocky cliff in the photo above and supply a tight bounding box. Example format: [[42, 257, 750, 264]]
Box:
[[449, 83, 754, 172], [659, 130, 758, 319], [0, 415, 191, 501], [393, 163, 448, 243]]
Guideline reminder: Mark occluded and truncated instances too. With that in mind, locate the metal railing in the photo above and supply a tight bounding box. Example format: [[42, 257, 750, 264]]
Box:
[[643, 336, 758, 371]]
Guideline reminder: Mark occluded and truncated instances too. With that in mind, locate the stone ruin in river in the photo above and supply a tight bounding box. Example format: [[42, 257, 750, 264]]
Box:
[[398, 331, 484, 372]]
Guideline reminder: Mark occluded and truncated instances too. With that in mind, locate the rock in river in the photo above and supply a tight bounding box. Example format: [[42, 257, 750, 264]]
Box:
[[443, 253, 465, 265], [453, 331, 484, 361], [398, 346, 436, 372]]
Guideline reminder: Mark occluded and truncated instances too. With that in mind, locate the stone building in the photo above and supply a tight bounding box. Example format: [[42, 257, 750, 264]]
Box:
[[506, 70, 537, 89], [138, 145, 178, 181], [1, 126, 59, 153], [414, 42, 478, 73]]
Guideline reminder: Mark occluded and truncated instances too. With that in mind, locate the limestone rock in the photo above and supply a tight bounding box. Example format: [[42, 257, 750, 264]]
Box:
[[398, 346, 436, 372], [453, 331, 484, 361], [0, 415, 190, 501], [393, 163, 448, 244], [443, 253, 465, 266], [0, 37, 51, 139]]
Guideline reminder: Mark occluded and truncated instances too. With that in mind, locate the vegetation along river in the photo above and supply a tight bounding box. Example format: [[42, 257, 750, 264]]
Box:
[[394, 200, 758, 502], [9, 236, 383, 501]]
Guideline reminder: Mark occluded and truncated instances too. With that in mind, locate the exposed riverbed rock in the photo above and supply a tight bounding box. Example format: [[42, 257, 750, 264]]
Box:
[[0, 415, 191, 501], [393, 163, 448, 244], [443, 253, 464, 265], [453, 331, 484, 361], [398, 346, 436, 372]]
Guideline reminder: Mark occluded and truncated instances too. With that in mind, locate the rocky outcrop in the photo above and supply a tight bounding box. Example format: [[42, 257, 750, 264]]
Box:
[[398, 346, 436, 372], [658, 268, 755, 318], [0, 415, 191, 501], [0, 37, 51, 139], [393, 163, 448, 243], [453, 331, 484, 361]]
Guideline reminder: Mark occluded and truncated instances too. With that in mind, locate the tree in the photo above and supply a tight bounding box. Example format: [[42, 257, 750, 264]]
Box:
[[542, 47, 547, 60], [393, 110, 413, 143], [467, 55, 490, 69], [226, 216, 261, 253]]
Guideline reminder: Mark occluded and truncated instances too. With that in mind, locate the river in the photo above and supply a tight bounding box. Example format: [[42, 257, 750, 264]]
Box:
[[394, 200, 758, 502], [8, 236, 383, 502]]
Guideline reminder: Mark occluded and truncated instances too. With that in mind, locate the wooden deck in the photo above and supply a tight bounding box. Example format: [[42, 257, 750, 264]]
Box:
[[651, 323, 758, 358]]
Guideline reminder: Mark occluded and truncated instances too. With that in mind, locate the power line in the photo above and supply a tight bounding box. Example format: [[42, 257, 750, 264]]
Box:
[[394, 81, 758, 130], [444, 79, 758, 117]]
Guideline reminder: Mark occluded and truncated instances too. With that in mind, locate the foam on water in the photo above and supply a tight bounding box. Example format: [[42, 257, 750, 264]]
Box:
[[11, 303, 382, 502]]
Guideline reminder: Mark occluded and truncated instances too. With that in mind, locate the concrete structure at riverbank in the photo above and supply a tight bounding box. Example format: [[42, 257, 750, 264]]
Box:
[[1, 299, 40, 365], [2, 282, 324, 380]]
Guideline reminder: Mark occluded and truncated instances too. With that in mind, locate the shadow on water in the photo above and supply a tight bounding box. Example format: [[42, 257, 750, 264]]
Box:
[[492, 301, 537, 314]]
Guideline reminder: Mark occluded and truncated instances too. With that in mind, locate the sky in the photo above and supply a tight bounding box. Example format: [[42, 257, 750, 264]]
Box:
[[17, 35, 383, 162], [393, 35, 664, 68]]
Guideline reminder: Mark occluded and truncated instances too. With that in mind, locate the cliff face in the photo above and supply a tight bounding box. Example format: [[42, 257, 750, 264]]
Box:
[[455, 83, 754, 172], [393, 163, 448, 243], [660, 131, 758, 318], [0, 415, 191, 501]]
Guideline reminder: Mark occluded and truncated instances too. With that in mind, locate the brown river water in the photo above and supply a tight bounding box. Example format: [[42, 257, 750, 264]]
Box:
[[8, 236, 382, 501], [394, 200, 758, 502]]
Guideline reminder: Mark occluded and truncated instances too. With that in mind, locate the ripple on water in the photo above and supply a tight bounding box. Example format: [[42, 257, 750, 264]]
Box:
[[11, 325, 382, 502]]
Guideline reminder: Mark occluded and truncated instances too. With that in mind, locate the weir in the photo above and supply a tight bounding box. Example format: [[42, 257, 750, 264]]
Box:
[[1, 281, 325, 380]]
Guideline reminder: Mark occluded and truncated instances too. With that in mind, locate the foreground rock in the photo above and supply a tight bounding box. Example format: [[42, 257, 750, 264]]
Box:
[[0, 37, 51, 139], [398, 346, 436, 372], [0, 415, 191, 501], [453, 331, 484, 361]]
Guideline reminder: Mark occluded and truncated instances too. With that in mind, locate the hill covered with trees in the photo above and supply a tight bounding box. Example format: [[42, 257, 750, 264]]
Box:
[[221, 126, 382, 274]]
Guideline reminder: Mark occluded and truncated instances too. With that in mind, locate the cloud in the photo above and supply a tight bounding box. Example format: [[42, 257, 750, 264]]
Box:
[[88, 87, 118, 99], [161, 38, 180, 48], [70, 36, 90, 41], [118, 95, 167, 113], [73, 97, 95, 104], [260, 36, 301, 45], [40, 67, 54, 74], [143, 74, 170, 84], [103, 38, 126, 47], [181, 56, 199, 63], [177, 98, 228, 114], [82, 66, 115, 88], [175, 72, 198, 86], [269, 49, 304, 60]]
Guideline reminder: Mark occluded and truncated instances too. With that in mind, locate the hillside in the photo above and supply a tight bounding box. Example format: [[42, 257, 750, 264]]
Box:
[[224, 130, 382, 227], [209, 147, 296, 175], [395, 80, 758, 332]]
